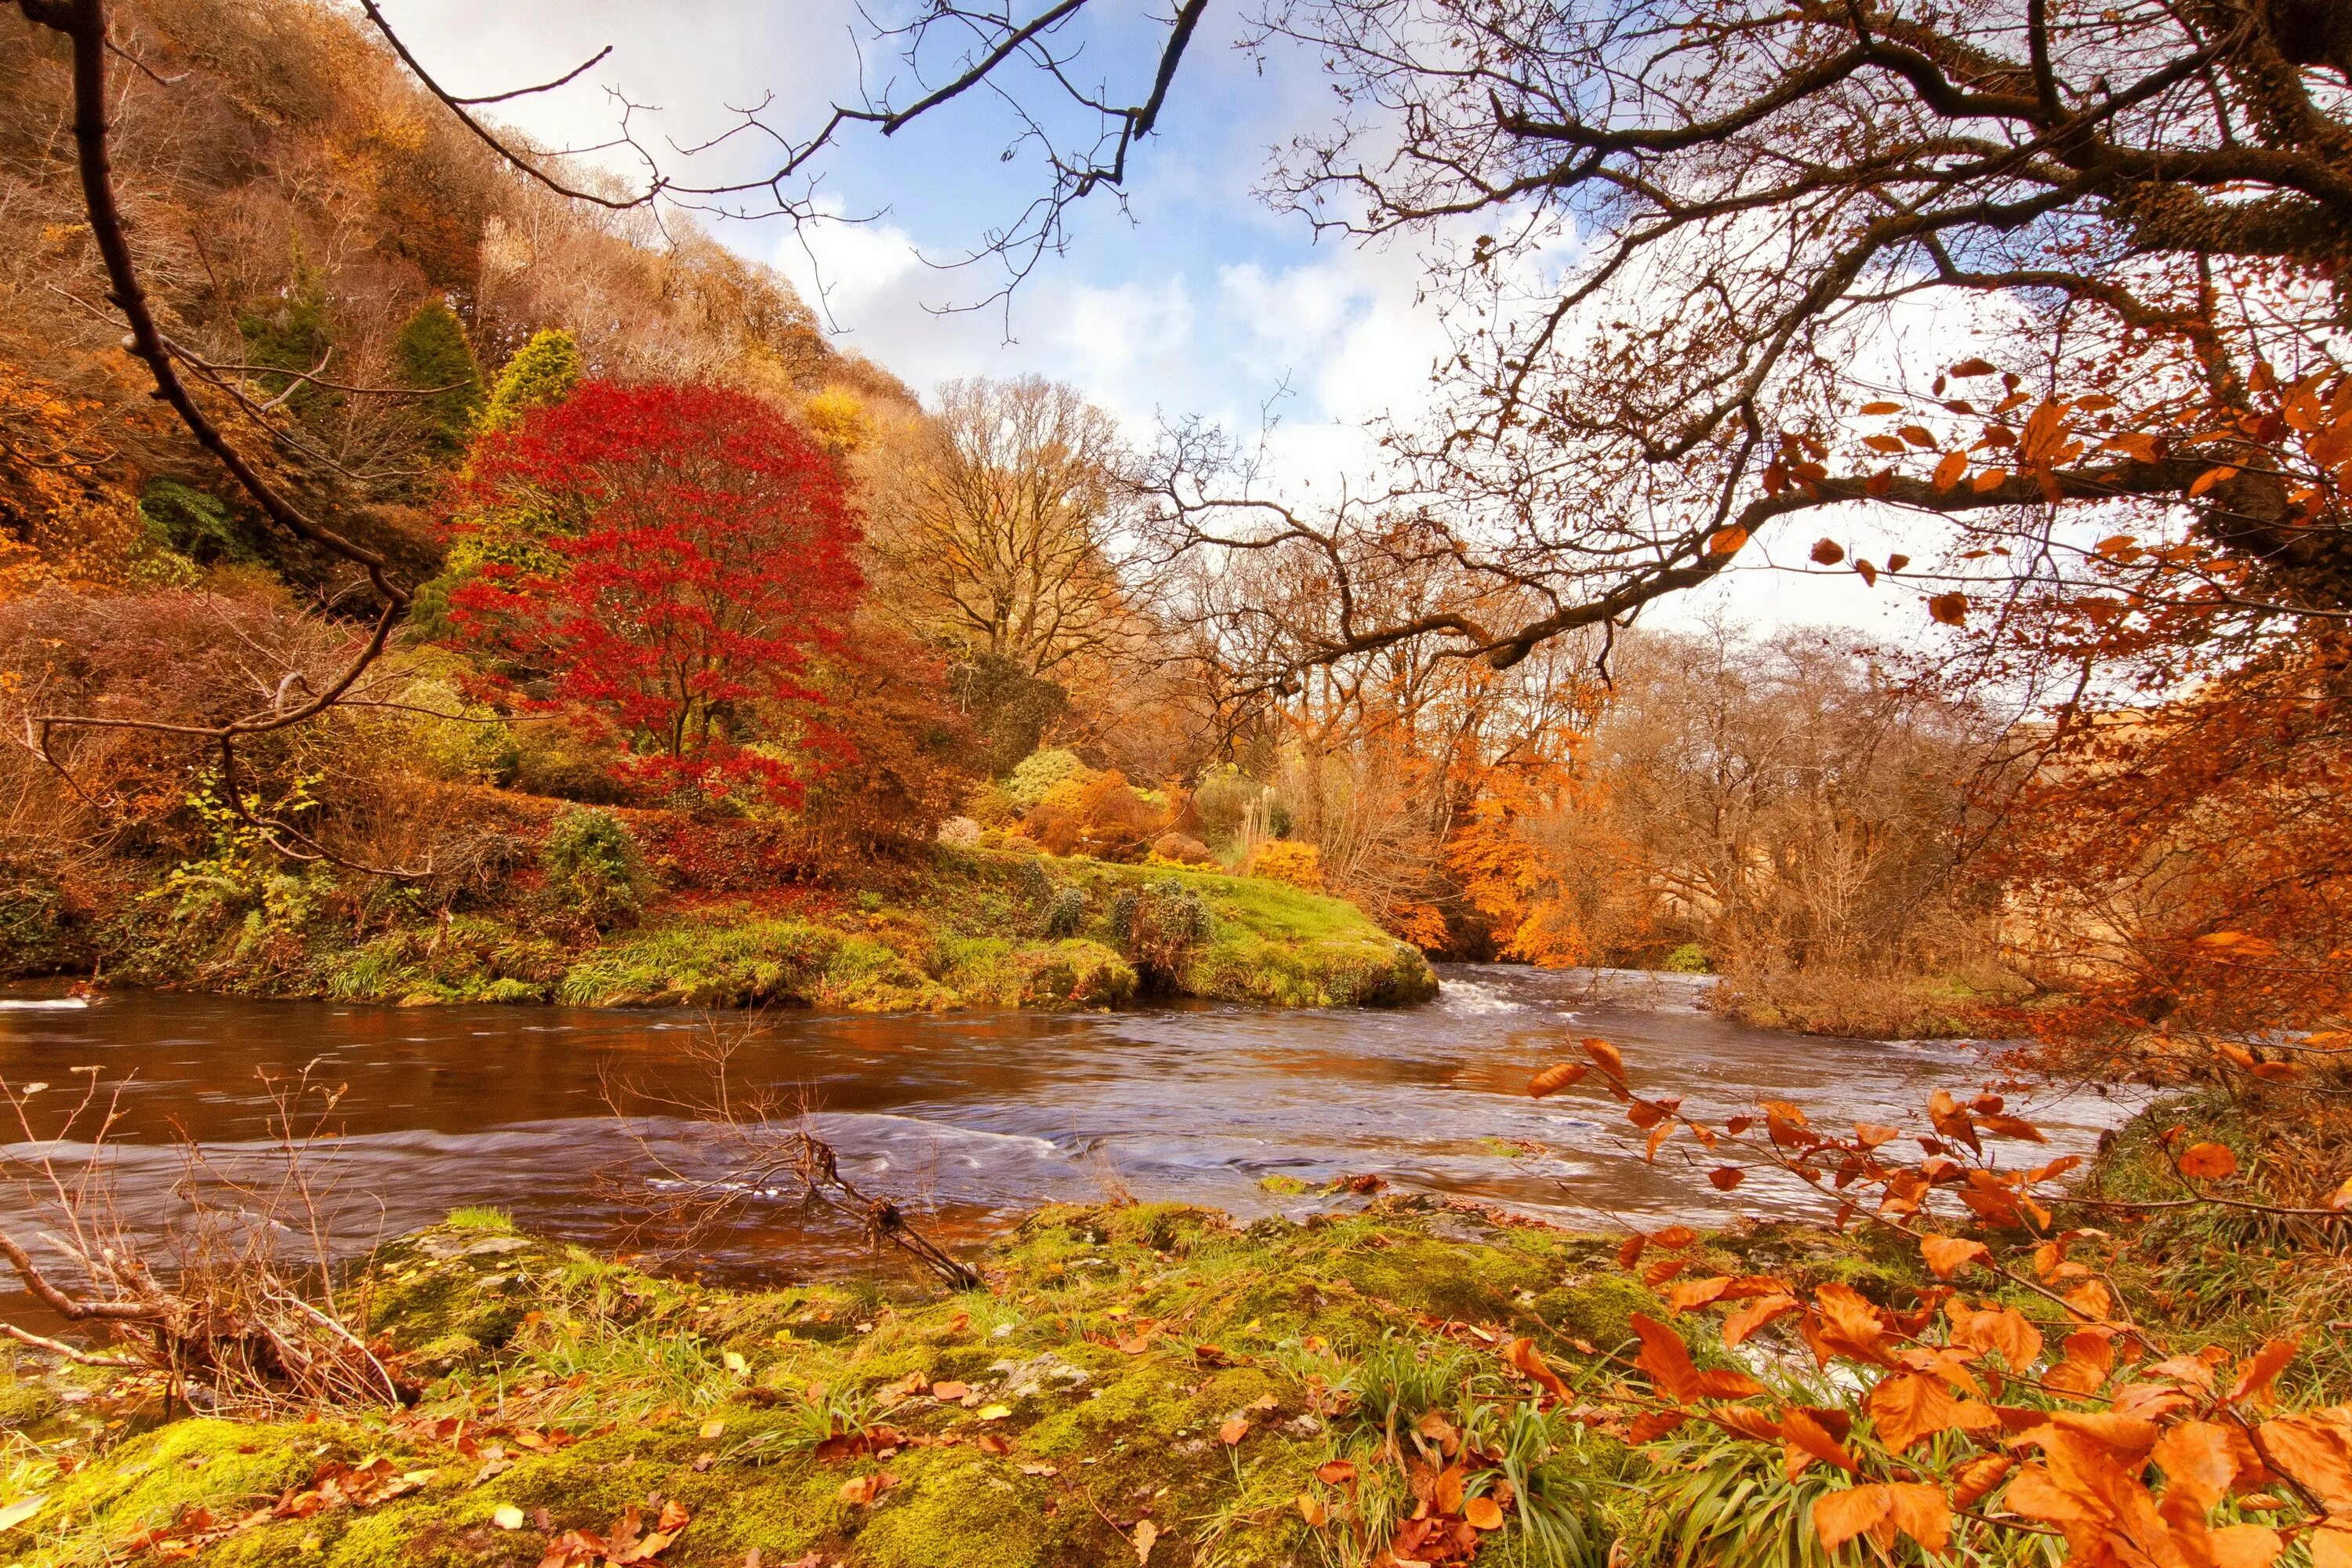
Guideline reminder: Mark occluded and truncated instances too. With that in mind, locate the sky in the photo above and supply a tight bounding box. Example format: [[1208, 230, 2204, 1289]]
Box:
[[385, 0, 1921, 637]]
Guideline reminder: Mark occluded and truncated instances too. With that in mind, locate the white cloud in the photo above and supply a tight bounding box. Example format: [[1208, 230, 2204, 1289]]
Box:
[[771, 205, 924, 335]]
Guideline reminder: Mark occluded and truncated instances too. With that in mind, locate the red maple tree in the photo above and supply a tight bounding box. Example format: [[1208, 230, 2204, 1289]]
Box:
[[445, 381, 862, 805]]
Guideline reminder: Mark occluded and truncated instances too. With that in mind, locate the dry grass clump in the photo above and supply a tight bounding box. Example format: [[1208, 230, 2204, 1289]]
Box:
[[1708, 962, 2025, 1040]]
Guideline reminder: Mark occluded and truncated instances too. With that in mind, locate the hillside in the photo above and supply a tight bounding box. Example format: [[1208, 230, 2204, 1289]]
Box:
[[0, 0, 911, 600]]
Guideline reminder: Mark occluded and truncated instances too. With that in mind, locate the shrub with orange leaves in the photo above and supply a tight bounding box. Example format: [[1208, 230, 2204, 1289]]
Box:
[[1018, 769, 1167, 862]]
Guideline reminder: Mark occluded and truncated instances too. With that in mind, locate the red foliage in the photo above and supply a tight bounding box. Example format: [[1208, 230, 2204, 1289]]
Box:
[[445, 382, 862, 806]]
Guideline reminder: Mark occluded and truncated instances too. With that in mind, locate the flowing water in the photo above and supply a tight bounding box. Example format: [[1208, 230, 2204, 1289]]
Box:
[[0, 967, 2133, 1301]]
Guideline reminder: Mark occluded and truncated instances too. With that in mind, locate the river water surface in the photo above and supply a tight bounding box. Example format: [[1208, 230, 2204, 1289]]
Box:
[[0, 967, 2131, 1293]]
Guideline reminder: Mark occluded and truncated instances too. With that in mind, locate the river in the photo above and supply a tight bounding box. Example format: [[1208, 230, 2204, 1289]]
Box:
[[0, 966, 2132, 1296]]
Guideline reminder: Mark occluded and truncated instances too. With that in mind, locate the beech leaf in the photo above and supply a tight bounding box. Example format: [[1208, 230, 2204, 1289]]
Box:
[[2178, 1142, 2238, 1180], [1920, 1234, 1991, 1279], [1529, 1062, 1588, 1098]]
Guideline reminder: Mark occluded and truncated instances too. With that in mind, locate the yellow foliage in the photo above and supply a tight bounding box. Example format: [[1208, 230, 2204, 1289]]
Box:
[[1250, 840, 1325, 891], [800, 387, 871, 454]]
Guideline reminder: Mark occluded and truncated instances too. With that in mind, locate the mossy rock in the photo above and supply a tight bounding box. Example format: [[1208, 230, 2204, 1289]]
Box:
[[1011, 938, 1136, 1007]]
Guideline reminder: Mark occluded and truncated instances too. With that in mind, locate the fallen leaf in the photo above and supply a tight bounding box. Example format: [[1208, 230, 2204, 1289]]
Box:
[[1296, 1494, 1327, 1527], [2178, 1143, 2238, 1180], [837, 1474, 895, 1507], [492, 1504, 525, 1531], [1218, 1418, 1249, 1446], [1316, 1461, 1359, 1487], [975, 1433, 1011, 1456], [1018, 1463, 1057, 1476], [1465, 1496, 1504, 1530], [700, 1420, 726, 1440], [1132, 1517, 1159, 1563], [976, 1404, 1012, 1421]]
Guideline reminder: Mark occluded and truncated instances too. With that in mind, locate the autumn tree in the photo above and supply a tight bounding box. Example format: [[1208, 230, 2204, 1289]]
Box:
[[444, 381, 863, 806]]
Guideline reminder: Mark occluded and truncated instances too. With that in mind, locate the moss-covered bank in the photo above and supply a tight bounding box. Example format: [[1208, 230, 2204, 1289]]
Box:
[[9, 845, 1435, 1014], [5, 1196, 1911, 1568]]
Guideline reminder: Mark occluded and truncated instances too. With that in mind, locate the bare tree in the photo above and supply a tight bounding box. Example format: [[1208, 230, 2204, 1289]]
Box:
[[863, 376, 1147, 681], [1127, 0, 2352, 681]]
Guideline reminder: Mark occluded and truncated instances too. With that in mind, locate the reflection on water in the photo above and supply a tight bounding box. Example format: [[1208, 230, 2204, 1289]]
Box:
[[0, 967, 2134, 1288]]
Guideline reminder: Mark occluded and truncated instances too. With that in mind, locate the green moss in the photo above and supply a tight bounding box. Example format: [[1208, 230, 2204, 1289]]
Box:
[[555, 916, 840, 1006], [71, 833, 1431, 1015], [20, 1200, 1654, 1567], [32, 1418, 342, 1564]]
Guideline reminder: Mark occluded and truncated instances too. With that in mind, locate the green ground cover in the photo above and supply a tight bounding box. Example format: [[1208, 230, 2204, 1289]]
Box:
[[31, 848, 1433, 1014]]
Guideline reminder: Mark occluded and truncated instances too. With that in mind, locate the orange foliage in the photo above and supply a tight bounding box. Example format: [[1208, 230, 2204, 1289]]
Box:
[[1444, 760, 1648, 967], [1019, 770, 1167, 862], [1247, 839, 1324, 891], [1988, 628, 2352, 1114], [1491, 1037, 2352, 1567]]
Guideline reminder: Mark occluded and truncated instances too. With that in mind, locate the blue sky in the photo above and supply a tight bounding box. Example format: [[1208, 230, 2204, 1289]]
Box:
[[389, 0, 1919, 637]]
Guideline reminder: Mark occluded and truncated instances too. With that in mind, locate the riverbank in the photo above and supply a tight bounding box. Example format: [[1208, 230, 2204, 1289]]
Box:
[[6, 1089, 2344, 1567], [1, 1196, 1877, 1568], [4, 840, 1436, 1013]]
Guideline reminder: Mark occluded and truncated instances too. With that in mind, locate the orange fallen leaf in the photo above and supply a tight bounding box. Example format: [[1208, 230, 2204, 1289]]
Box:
[[2178, 1142, 2238, 1180], [1218, 1418, 1249, 1446], [1464, 1496, 1504, 1530], [837, 1473, 895, 1507]]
